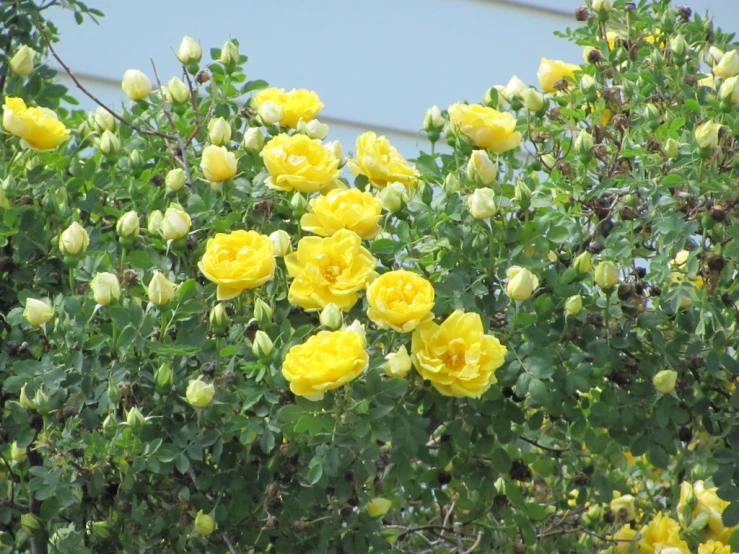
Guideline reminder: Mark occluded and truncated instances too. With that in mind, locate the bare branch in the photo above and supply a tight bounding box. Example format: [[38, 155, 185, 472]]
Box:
[[519, 436, 569, 454]]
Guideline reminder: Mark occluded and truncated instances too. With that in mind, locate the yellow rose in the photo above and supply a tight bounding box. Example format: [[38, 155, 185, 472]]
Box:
[[347, 131, 417, 188], [200, 145, 237, 183], [411, 310, 507, 398], [366, 497, 392, 518], [186, 378, 215, 408], [447, 103, 522, 153], [282, 326, 368, 400], [160, 205, 192, 241], [698, 540, 732, 554], [194, 510, 215, 535], [366, 270, 435, 332], [58, 222, 89, 256], [2, 97, 69, 150], [506, 266, 539, 301], [678, 481, 733, 542], [147, 271, 177, 305], [252, 87, 323, 128], [90, 272, 121, 306], [537, 58, 581, 93], [638, 513, 690, 554], [613, 524, 638, 554], [23, 298, 53, 326], [260, 133, 340, 193], [300, 188, 382, 239], [610, 493, 636, 521], [385, 345, 413, 378], [198, 230, 276, 301], [285, 229, 377, 311]]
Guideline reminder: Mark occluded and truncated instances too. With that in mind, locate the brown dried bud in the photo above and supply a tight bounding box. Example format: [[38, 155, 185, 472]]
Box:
[[554, 79, 570, 92], [612, 114, 628, 132], [624, 2, 636, 11], [150, 174, 164, 187], [292, 520, 307, 533], [556, 161, 573, 176], [16, 195, 33, 206], [75, 282, 89, 295], [196, 70, 211, 84], [601, 87, 620, 102], [264, 515, 278, 529], [677, 6, 692, 22], [710, 207, 727, 222], [531, 132, 549, 144], [617, 283, 635, 301], [682, 74, 697, 86], [117, 381, 132, 397], [587, 48, 604, 64], [265, 482, 280, 498], [707, 255, 725, 272], [646, 138, 661, 153], [575, 6, 590, 21], [573, 472, 590, 486], [122, 269, 138, 285], [649, 284, 662, 297], [593, 144, 609, 160], [257, 199, 274, 218], [493, 494, 509, 508], [547, 106, 561, 121], [619, 206, 638, 221]]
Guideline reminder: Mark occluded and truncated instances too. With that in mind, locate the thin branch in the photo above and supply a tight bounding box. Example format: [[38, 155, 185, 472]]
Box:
[[37, 26, 177, 141], [519, 436, 569, 454], [181, 67, 200, 126], [0, 450, 15, 503]]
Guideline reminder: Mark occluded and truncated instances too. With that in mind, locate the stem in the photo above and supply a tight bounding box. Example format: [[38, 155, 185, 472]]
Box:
[[26, 442, 48, 554]]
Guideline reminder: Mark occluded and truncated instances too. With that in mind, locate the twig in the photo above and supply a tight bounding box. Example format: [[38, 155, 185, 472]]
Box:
[[26, 442, 48, 554], [519, 436, 569, 454], [38, 26, 177, 141], [181, 67, 200, 126], [0, 450, 15, 503], [454, 522, 464, 553]]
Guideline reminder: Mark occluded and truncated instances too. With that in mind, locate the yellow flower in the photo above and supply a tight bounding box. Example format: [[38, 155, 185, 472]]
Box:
[[594, 261, 619, 290], [385, 345, 413, 378], [252, 87, 323, 128], [147, 271, 177, 305], [653, 369, 678, 394], [347, 131, 417, 188], [198, 230, 276, 301], [367, 497, 392, 518], [610, 493, 637, 521], [260, 133, 340, 193], [11, 442, 26, 463], [285, 229, 376, 311], [537, 58, 580, 93], [194, 510, 215, 535], [186, 378, 215, 408], [200, 145, 237, 183], [90, 272, 121, 306], [447, 103, 522, 153], [411, 310, 507, 398], [2, 97, 69, 150], [638, 513, 689, 554], [644, 28, 666, 48], [300, 188, 382, 239], [23, 298, 53, 326], [366, 270, 435, 332], [678, 481, 734, 542], [282, 325, 368, 400], [58, 222, 89, 256], [506, 266, 539, 301], [613, 524, 638, 554], [698, 540, 731, 554], [161, 205, 192, 241]]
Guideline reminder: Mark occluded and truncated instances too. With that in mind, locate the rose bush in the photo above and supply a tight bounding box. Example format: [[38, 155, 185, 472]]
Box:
[[3, 1, 739, 553]]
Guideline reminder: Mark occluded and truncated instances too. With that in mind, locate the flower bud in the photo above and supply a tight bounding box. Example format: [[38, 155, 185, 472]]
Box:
[[367, 497, 392, 518], [521, 87, 545, 112], [579, 74, 598, 101], [147, 271, 177, 305], [186, 378, 215, 408], [32, 388, 50, 415], [102, 414, 118, 438], [161, 206, 192, 241], [573, 251, 592, 273], [592, 0, 611, 13], [467, 188, 497, 220], [167, 76, 190, 104], [514, 180, 532, 210], [129, 149, 145, 176], [59, 222, 89, 256], [466, 151, 498, 186], [155, 363, 173, 391], [719, 76, 739, 103], [385, 345, 412, 378], [194, 511, 215, 535], [90, 272, 121, 306], [176, 36, 202, 65], [269, 229, 292, 257], [252, 330, 274, 358], [24, 298, 53, 326], [297, 118, 329, 140], [210, 302, 230, 332], [653, 369, 677, 394], [423, 105, 444, 131], [324, 140, 345, 166], [121, 69, 152, 101], [218, 40, 239, 68], [706, 46, 724, 67], [506, 266, 539, 301], [165, 168, 187, 193], [0, 187, 9, 209], [695, 120, 721, 149], [664, 137, 680, 159], [253, 299, 273, 325], [258, 101, 284, 125], [9, 45, 36, 76], [99, 130, 121, 155], [107, 380, 121, 404], [714, 50, 739, 79], [610, 494, 636, 521], [503, 75, 527, 100], [91, 521, 113, 539], [575, 130, 595, 159], [242, 127, 265, 151], [670, 34, 689, 58], [94, 106, 116, 132], [565, 295, 583, 315], [379, 182, 408, 213], [208, 117, 232, 146], [11, 442, 26, 463], [21, 514, 41, 533], [290, 191, 308, 213], [126, 407, 146, 432], [117, 211, 140, 239], [19, 384, 35, 410], [147, 210, 164, 235], [444, 172, 461, 194], [594, 261, 619, 290], [320, 303, 343, 329]]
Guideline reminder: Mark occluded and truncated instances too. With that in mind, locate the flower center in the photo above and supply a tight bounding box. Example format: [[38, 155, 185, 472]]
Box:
[[320, 264, 340, 284]]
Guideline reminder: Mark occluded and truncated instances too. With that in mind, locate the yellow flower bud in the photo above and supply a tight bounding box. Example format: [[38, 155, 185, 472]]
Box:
[[121, 69, 152, 101], [186, 378, 215, 408], [695, 120, 722, 149], [521, 87, 545, 111], [94, 106, 116, 132], [194, 510, 215, 535], [0, 187, 9, 209], [592, 0, 611, 13], [565, 295, 583, 315], [319, 303, 343, 330], [594, 261, 618, 290], [147, 271, 177, 305], [242, 127, 265, 151], [385, 345, 412, 378], [99, 130, 121, 155], [208, 117, 232, 146], [23, 298, 53, 326], [503, 75, 527, 100], [423, 105, 444, 131], [116, 211, 140, 238], [209, 303, 230, 332], [200, 145, 237, 183], [379, 182, 408, 213], [324, 140, 345, 167], [59, 221, 89, 256], [258, 101, 284, 125], [297, 118, 329, 140], [670, 34, 688, 58], [9, 45, 36, 76], [11, 442, 26, 463], [514, 180, 531, 210], [367, 497, 392, 518], [167, 76, 190, 104], [252, 330, 274, 358], [161, 206, 192, 241], [706, 46, 724, 67], [269, 229, 292, 257], [91, 521, 113, 539], [653, 369, 677, 394], [220, 40, 239, 66], [466, 150, 497, 185], [506, 266, 539, 301], [573, 251, 592, 273], [19, 384, 35, 410], [33, 388, 49, 415], [176, 36, 202, 65], [664, 137, 680, 159], [719, 76, 739, 103], [126, 406, 146, 432], [714, 49, 739, 79], [610, 493, 636, 521], [90, 272, 121, 306], [467, 188, 497, 219], [155, 363, 173, 390], [165, 168, 187, 193], [575, 130, 595, 158], [147, 210, 164, 235], [21, 514, 41, 533], [253, 299, 272, 324], [444, 172, 461, 194]]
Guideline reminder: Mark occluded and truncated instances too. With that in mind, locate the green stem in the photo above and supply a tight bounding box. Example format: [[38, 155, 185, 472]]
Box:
[[160, 311, 169, 342], [68, 266, 75, 293]]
